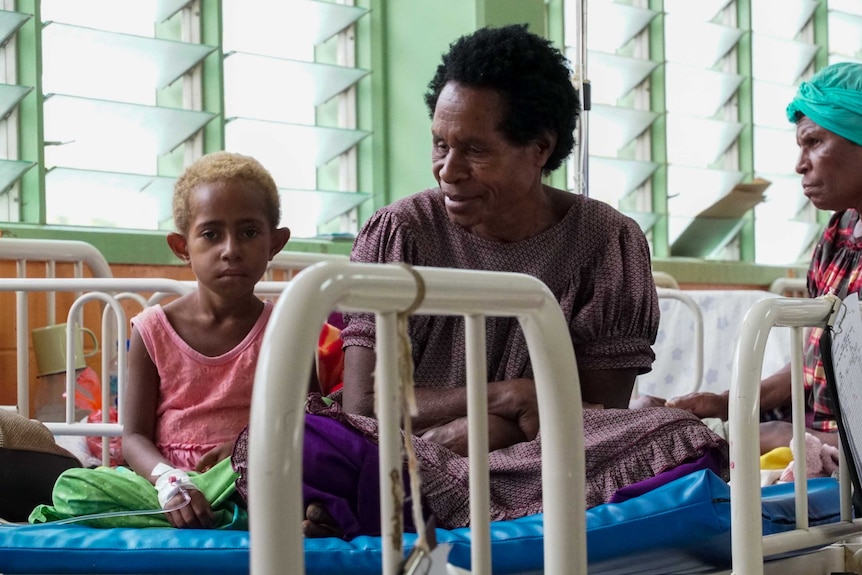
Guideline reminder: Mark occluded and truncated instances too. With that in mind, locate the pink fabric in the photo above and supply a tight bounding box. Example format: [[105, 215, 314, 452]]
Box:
[[779, 432, 840, 482], [131, 302, 273, 470]]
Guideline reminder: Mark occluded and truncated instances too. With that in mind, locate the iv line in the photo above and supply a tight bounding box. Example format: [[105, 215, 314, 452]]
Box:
[[14, 488, 193, 527]]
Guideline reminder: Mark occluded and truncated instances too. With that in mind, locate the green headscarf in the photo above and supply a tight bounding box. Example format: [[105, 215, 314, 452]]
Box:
[[786, 61, 862, 147]]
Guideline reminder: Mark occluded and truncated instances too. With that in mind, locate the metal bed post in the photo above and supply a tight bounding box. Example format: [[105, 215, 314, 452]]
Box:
[[375, 309, 404, 574], [789, 326, 809, 530], [15, 259, 28, 416], [465, 314, 491, 574], [571, 0, 589, 197], [62, 293, 125, 430], [655, 287, 704, 393], [728, 296, 862, 574]]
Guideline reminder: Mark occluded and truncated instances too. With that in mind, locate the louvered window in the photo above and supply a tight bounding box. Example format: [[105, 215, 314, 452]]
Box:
[[567, 0, 862, 265], [1, 0, 369, 239]]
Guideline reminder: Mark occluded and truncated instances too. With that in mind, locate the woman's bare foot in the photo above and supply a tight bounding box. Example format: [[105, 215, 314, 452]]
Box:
[[301, 502, 344, 538]]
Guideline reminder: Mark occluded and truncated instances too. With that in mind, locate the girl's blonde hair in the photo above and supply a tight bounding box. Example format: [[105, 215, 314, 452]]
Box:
[[172, 151, 281, 234]]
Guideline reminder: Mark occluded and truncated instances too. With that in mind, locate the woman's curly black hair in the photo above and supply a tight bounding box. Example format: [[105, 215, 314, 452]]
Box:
[[424, 24, 580, 175]]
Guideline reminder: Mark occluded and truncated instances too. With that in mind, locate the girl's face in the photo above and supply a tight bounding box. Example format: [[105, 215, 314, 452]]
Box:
[[175, 180, 288, 298]]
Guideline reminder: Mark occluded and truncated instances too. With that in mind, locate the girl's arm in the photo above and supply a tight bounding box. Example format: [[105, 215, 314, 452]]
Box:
[[122, 326, 215, 528], [122, 327, 168, 480]]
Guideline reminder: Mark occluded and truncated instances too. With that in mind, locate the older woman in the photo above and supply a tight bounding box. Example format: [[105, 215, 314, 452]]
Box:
[[342, 24, 660, 448], [322, 24, 726, 531], [655, 62, 862, 454]]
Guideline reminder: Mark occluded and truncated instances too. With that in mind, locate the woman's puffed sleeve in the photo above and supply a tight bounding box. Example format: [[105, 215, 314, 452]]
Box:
[[341, 209, 419, 349], [570, 220, 659, 373]]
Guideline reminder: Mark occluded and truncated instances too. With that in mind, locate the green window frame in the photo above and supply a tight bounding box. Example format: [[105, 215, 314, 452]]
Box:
[[566, 0, 859, 269], [0, 0, 370, 264]]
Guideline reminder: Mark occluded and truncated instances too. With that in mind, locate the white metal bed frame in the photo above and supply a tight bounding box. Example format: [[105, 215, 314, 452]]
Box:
[[0, 277, 194, 465], [265, 251, 348, 281], [728, 295, 862, 574], [248, 260, 587, 575], [0, 238, 114, 417], [0, 238, 340, 465], [654, 286, 704, 394], [768, 277, 808, 298], [5, 242, 862, 573], [247, 262, 862, 575], [652, 270, 680, 290]]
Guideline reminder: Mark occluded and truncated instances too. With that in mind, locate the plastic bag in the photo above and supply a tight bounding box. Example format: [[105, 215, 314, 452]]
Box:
[[74, 367, 123, 466]]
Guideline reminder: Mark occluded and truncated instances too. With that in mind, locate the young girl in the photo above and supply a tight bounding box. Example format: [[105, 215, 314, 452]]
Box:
[[122, 151, 291, 529], [30, 152, 354, 531]]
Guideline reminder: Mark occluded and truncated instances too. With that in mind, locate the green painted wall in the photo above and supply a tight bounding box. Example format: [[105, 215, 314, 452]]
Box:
[[363, 0, 547, 215]]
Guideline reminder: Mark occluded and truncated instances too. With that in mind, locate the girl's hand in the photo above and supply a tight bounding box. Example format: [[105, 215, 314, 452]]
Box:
[[195, 440, 236, 473], [163, 489, 216, 529]]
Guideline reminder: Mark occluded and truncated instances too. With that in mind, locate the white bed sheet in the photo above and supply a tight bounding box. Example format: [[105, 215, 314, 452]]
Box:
[[637, 290, 793, 399]]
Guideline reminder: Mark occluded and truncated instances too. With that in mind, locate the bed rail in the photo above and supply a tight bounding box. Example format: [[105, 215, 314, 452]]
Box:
[[249, 261, 586, 575], [768, 277, 807, 298], [652, 270, 680, 290], [0, 238, 113, 280], [264, 251, 348, 281], [729, 295, 862, 574], [1, 238, 115, 415], [0, 278, 193, 464], [657, 287, 704, 394]]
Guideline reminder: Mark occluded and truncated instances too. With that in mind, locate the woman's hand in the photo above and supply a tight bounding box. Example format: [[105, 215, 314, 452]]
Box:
[[665, 391, 729, 420], [421, 414, 528, 456], [487, 378, 539, 441], [195, 440, 236, 473]]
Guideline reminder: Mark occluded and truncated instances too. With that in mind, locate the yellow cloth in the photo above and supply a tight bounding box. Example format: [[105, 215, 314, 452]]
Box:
[[761, 446, 793, 470]]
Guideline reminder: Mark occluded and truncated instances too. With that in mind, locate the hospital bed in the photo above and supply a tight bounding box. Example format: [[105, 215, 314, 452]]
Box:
[[633, 286, 704, 398], [1, 260, 862, 574], [0, 237, 338, 465], [0, 237, 114, 418], [651, 270, 680, 290], [0, 275, 195, 465], [249, 264, 862, 575], [638, 288, 794, 401], [265, 251, 349, 281]]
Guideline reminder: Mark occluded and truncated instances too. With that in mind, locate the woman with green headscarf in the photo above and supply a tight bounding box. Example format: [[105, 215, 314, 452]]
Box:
[[643, 62, 862, 455]]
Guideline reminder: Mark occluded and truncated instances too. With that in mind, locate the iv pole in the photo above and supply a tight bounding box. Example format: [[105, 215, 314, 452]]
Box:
[[571, 0, 590, 198]]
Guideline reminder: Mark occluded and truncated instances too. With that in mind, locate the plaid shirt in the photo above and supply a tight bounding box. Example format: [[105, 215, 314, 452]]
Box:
[[804, 209, 862, 431]]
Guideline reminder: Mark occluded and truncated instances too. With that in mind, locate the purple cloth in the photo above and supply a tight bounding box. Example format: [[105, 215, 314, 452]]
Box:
[[301, 414, 387, 539], [608, 447, 726, 503], [234, 414, 417, 540], [327, 312, 346, 331]]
